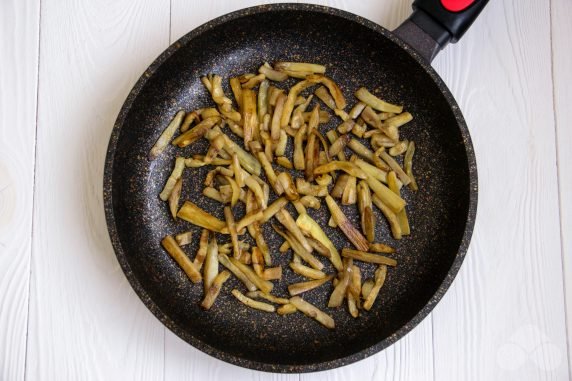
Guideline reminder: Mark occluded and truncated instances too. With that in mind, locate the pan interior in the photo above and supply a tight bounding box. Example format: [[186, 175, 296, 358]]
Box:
[[110, 8, 471, 369]]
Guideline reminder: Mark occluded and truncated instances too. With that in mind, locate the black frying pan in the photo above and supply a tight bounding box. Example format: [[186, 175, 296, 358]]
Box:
[[104, 1, 485, 373]]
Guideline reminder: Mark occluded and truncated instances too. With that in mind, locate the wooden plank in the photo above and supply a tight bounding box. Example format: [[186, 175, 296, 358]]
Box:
[[431, 0, 569, 379], [25, 1, 170, 379], [0, 1, 40, 380], [166, 1, 434, 380], [551, 0, 572, 374]]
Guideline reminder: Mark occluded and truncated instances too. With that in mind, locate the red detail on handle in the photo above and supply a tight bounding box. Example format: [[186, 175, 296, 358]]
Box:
[[440, 0, 475, 12]]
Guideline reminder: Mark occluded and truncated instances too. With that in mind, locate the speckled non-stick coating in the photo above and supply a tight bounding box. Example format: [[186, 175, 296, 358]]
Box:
[[104, 3, 477, 373]]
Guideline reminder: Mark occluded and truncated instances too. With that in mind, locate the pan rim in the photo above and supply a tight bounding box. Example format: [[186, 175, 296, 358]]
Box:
[[103, 2, 478, 373]]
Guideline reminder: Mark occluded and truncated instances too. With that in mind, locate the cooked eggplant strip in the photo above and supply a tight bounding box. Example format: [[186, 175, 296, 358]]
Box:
[[341, 175, 357, 205], [272, 224, 324, 271], [288, 275, 334, 296], [349, 101, 366, 120], [296, 178, 328, 197], [277, 303, 297, 315], [251, 247, 264, 276], [328, 134, 350, 158], [229, 77, 243, 110], [404, 140, 419, 191], [341, 248, 397, 266], [219, 253, 257, 292], [379, 150, 411, 185], [351, 119, 367, 138], [292, 200, 307, 215], [361, 106, 398, 141], [289, 262, 327, 280], [337, 120, 355, 134], [232, 289, 275, 312], [387, 171, 410, 235], [328, 216, 337, 228], [261, 197, 288, 223], [246, 291, 289, 305], [201, 270, 230, 310], [275, 172, 299, 201], [315, 86, 336, 109], [363, 265, 387, 311], [271, 93, 287, 141], [159, 157, 185, 201], [281, 79, 314, 128], [275, 129, 288, 156], [203, 236, 219, 293], [177, 201, 227, 233], [149, 110, 185, 160], [372, 193, 402, 239], [175, 231, 193, 246], [168, 178, 183, 219], [332, 175, 349, 200], [384, 112, 413, 130], [304, 105, 320, 181], [328, 259, 352, 307], [293, 124, 307, 170], [365, 175, 406, 213], [244, 176, 266, 209], [241, 89, 257, 148], [258, 62, 288, 81], [290, 296, 335, 329], [225, 176, 240, 207], [348, 265, 362, 313], [279, 241, 290, 253], [193, 229, 209, 270], [300, 195, 320, 209], [361, 279, 374, 300], [241, 73, 266, 89], [161, 235, 202, 283], [369, 242, 395, 253], [355, 87, 402, 114], [357, 180, 375, 242], [353, 158, 389, 184], [186, 156, 231, 167], [227, 119, 245, 138], [305, 236, 331, 258], [235, 209, 264, 233], [275, 62, 326, 74], [262, 267, 282, 280], [313, 161, 367, 179], [205, 128, 261, 175], [325, 196, 369, 251], [296, 213, 342, 271], [224, 207, 241, 259], [347, 138, 389, 171], [276, 156, 293, 169], [257, 151, 278, 189], [307, 74, 346, 109], [389, 140, 408, 156], [257, 80, 269, 122], [238, 251, 252, 264], [326, 130, 347, 161], [302, 110, 331, 124], [275, 209, 313, 253], [172, 116, 220, 148], [229, 257, 274, 294], [204, 166, 233, 187]]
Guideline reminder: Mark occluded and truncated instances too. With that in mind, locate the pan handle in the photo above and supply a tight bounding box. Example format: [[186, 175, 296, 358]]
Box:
[[393, 0, 489, 62]]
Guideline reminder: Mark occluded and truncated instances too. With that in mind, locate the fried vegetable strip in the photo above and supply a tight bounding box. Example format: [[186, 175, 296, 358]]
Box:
[[341, 248, 397, 266], [193, 229, 209, 270], [328, 259, 352, 307], [296, 213, 343, 271], [177, 201, 227, 233], [232, 289, 275, 312], [307, 74, 346, 109], [242, 89, 257, 148], [355, 87, 402, 113], [325, 196, 369, 251], [224, 207, 241, 258], [354, 158, 388, 184], [258, 62, 288, 82], [293, 124, 307, 170], [304, 105, 320, 181], [328, 134, 350, 158], [364, 176, 406, 214], [175, 231, 193, 246], [235, 209, 264, 233], [277, 303, 297, 315], [372, 194, 402, 239], [387, 171, 410, 235], [262, 267, 282, 280], [281, 79, 314, 128], [161, 235, 201, 283], [290, 296, 335, 329], [379, 150, 411, 185], [168, 178, 183, 219], [205, 128, 261, 175], [362, 279, 374, 300], [201, 270, 231, 310], [275, 209, 313, 252], [229, 257, 274, 294], [219, 253, 257, 291], [369, 242, 395, 253], [315, 86, 336, 109], [404, 140, 419, 191], [149, 110, 185, 159], [246, 291, 289, 305], [172, 117, 220, 148], [159, 157, 186, 201], [272, 225, 324, 270], [341, 175, 357, 205], [313, 161, 367, 179], [288, 275, 334, 296], [363, 265, 387, 310], [260, 197, 288, 223], [275, 62, 326, 74], [289, 262, 327, 280], [203, 236, 219, 293], [347, 265, 362, 317], [357, 180, 375, 242]]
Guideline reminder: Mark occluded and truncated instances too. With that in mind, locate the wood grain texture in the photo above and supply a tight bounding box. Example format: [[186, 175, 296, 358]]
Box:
[[0, 1, 40, 380], [26, 1, 170, 380], [167, 1, 434, 380], [551, 0, 572, 374], [431, 0, 569, 379]]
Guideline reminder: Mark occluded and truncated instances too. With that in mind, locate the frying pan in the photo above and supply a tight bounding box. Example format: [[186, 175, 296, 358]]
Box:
[[104, 0, 486, 373]]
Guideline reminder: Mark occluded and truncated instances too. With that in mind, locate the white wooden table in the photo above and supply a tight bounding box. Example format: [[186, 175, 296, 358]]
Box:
[[1, 0, 570, 379]]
